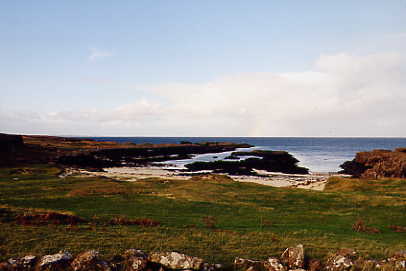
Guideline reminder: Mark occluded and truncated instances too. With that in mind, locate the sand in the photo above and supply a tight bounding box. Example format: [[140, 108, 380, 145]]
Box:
[[63, 166, 344, 191]]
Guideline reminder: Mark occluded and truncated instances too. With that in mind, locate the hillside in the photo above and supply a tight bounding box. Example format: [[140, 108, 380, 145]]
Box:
[[0, 165, 405, 266]]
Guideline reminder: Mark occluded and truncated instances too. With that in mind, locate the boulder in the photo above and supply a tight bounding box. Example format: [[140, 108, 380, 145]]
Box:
[[185, 150, 309, 176], [263, 257, 285, 271], [38, 251, 73, 271], [200, 263, 223, 271], [325, 249, 357, 271], [149, 252, 204, 270], [280, 245, 304, 269], [307, 259, 322, 271], [71, 250, 111, 271], [123, 249, 148, 271], [234, 258, 264, 271], [340, 149, 406, 178], [0, 255, 37, 270], [386, 251, 406, 270]]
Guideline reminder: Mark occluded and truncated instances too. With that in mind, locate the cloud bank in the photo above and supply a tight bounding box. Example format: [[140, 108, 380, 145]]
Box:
[[2, 52, 406, 136]]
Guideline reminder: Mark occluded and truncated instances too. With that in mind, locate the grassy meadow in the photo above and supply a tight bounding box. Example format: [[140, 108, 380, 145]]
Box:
[[0, 165, 405, 265]]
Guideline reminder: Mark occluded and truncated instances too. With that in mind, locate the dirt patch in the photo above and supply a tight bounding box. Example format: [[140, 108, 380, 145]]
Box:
[[15, 212, 86, 226], [352, 219, 381, 234], [109, 216, 160, 227], [389, 225, 406, 233]]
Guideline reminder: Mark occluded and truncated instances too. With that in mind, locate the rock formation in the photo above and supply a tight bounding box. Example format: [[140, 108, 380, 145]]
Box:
[[185, 150, 309, 175], [340, 148, 406, 178]]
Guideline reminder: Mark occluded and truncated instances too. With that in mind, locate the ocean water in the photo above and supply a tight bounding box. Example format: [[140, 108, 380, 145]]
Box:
[[87, 137, 406, 173]]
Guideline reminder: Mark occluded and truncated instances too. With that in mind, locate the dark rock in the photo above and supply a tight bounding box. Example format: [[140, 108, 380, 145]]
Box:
[[340, 148, 406, 178], [58, 143, 252, 169], [71, 250, 111, 271], [224, 155, 239, 160], [308, 259, 322, 271], [234, 258, 264, 271], [122, 249, 148, 271], [185, 150, 308, 175]]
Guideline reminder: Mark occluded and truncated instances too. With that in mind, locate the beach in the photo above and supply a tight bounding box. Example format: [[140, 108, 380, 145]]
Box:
[[63, 166, 343, 191]]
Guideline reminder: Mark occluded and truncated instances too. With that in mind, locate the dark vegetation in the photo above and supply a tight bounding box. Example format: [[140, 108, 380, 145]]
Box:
[[185, 150, 309, 175]]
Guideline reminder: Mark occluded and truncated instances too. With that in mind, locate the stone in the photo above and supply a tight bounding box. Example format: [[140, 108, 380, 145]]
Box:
[[201, 262, 223, 271], [263, 257, 285, 271], [325, 249, 357, 271], [71, 250, 111, 271], [38, 251, 73, 271], [308, 259, 322, 271], [386, 251, 406, 270], [4, 255, 37, 270], [340, 148, 406, 178], [0, 262, 11, 271], [149, 252, 204, 270], [123, 249, 148, 271], [280, 244, 304, 269], [234, 258, 263, 271]]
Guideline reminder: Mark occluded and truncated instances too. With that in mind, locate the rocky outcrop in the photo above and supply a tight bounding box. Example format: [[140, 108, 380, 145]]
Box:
[[0, 133, 252, 169], [185, 150, 309, 175], [58, 143, 252, 169], [340, 148, 406, 178]]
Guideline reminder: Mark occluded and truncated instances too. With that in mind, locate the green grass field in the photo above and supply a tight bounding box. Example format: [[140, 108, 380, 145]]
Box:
[[0, 165, 405, 265]]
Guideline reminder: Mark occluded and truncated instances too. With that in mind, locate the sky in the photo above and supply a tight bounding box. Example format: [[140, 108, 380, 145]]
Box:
[[1, 1, 406, 137]]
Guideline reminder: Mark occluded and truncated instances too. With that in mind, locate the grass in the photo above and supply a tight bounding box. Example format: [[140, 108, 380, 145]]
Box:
[[0, 165, 405, 265]]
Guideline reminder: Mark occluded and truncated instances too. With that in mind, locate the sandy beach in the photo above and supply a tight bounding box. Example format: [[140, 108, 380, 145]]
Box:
[[63, 166, 344, 191]]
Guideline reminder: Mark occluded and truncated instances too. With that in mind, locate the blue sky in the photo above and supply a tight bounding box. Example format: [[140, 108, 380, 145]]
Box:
[[1, 1, 406, 136]]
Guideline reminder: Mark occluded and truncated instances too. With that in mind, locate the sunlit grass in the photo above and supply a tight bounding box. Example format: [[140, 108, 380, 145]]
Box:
[[0, 165, 405, 263]]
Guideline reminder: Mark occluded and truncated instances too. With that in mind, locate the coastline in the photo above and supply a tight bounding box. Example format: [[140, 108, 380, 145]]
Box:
[[62, 166, 346, 191]]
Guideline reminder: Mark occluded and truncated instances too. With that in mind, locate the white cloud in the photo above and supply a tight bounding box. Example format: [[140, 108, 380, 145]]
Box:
[[88, 48, 113, 61], [2, 51, 406, 136]]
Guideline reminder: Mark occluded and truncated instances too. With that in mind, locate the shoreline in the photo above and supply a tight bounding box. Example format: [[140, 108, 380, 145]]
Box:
[[63, 166, 348, 191]]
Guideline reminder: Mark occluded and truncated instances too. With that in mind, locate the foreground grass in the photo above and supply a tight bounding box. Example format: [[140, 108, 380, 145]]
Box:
[[0, 165, 405, 264]]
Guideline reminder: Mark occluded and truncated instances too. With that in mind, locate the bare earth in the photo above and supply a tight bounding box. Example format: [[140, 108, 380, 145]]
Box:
[[64, 167, 347, 191]]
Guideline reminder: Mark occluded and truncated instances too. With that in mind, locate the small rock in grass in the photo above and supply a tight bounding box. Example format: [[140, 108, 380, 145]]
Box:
[[280, 244, 304, 269], [38, 251, 73, 270], [149, 252, 204, 270], [123, 249, 148, 271], [263, 257, 285, 271]]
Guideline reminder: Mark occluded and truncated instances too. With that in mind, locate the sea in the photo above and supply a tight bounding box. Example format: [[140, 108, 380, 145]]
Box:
[[87, 137, 406, 173]]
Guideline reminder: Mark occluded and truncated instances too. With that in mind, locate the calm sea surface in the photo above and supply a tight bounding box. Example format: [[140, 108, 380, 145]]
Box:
[[86, 137, 406, 173]]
